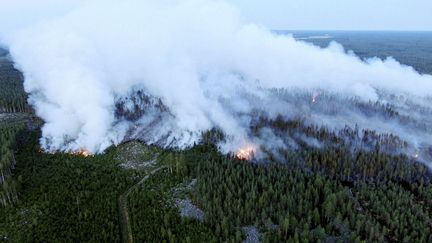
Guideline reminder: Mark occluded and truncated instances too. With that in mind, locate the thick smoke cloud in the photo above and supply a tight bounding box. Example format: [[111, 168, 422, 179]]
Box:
[[0, 0, 432, 160]]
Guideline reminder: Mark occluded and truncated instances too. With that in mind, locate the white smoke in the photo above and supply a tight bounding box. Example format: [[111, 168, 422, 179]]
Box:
[[0, 0, 432, 156]]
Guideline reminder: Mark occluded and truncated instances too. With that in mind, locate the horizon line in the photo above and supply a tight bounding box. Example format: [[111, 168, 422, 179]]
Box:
[[273, 29, 432, 32]]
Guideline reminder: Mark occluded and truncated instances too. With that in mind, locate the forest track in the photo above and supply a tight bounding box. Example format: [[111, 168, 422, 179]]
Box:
[[118, 162, 165, 243]]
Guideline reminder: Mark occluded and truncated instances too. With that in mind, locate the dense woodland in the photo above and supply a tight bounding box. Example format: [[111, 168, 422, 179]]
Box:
[[0, 123, 25, 207], [189, 146, 432, 242], [0, 132, 148, 242], [288, 31, 432, 75], [0, 55, 30, 113], [0, 52, 31, 207], [2, 130, 431, 242], [251, 115, 430, 183], [1, 46, 432, 242]]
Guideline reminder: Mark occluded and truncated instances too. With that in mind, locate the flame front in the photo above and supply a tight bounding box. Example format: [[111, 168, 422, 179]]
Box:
[[78, 149, 92, 157], [312, 92, 319, 103], [38, 148, 92, 157], [235, 145, 257, 160]]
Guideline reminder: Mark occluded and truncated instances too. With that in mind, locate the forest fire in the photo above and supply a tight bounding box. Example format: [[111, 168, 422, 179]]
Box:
[[78, 149, 92, 157], [312, 92, 319, 103], [39, 148, 92, 157], [235, 145, 257, 160]]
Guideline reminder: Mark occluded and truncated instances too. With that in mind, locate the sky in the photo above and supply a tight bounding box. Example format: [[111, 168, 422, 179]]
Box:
[[0, 0, 431, 33], [229, 0, 432, 31]]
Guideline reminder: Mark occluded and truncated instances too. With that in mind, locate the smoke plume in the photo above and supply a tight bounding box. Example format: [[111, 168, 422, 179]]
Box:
[[0, 0, 431, 164]]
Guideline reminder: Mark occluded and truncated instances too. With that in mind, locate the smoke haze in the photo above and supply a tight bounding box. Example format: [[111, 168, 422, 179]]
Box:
[[0, 0, 431, 164]]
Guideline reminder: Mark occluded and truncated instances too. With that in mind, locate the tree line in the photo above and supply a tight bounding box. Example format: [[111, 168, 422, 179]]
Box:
[[0, 57, 32, 113]]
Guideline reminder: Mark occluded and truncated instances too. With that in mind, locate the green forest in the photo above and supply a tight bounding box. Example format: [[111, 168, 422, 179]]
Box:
[[1, 49, 432, 242], [0, 122, 25, 207], [1, 128, 431, 242], [0, 55, 30, 113]]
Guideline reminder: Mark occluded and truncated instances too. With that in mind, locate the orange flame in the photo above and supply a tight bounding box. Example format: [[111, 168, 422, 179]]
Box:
[[235, 145, 257, 160], [312, 92, 319, 103], [38, 148, 92, 157], [78, 149, 92, 157]]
